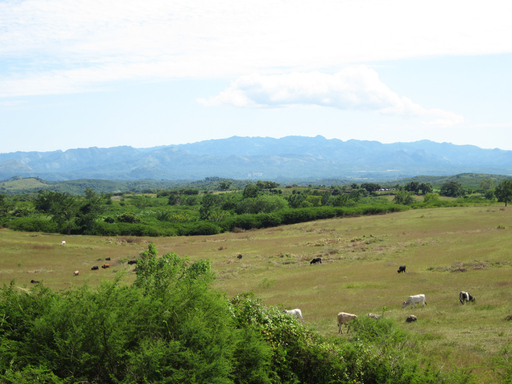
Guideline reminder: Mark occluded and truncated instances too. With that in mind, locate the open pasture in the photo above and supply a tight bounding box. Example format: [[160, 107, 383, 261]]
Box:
[[1, 205, 512, 381]]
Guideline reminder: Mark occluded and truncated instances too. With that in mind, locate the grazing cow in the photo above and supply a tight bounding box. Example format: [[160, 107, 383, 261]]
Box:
[[105, 257, 111, 261], [102, 264, 110, 269], [310, 257, 322, 265], [30, 279, 40, 284], [127, 260, 137, 265], [73, 270, 79, 276], [283, 309, 304, 322], [61, 241, 66, 246], [402, 294, 427, 309], [237, 254, 242, 260], [91, 266, 99, 270], [459, 291, 475, 304], [397, 265, 406, 273], [406, 315, 417, 323], [337, 312, 357, 334], [367, 313, 380, 320]]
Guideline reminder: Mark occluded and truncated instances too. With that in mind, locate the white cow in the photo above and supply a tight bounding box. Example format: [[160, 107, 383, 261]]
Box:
[[61, 241, 66, 246], [402, 294, 427, 308], [337, 312, 357, 334], [283, 309, 304, 322], [73, 270, 79, 276]]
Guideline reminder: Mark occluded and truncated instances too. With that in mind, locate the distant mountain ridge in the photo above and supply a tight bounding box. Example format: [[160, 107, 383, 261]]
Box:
[[1, 136, 511, 181]]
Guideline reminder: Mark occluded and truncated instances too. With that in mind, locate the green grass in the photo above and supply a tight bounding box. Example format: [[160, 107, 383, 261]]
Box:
[[1, 205, 512, 382]]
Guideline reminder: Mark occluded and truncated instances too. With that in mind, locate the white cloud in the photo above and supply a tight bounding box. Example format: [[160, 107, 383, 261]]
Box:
[[200, 67, 464, 126], [0, 0, 512, 98]]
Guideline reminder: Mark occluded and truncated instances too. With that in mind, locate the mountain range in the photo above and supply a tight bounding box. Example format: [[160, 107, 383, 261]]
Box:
[[1, 136, 511, 181]]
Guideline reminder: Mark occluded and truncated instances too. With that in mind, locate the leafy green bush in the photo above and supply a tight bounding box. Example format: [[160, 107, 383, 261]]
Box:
[[7, 217, 59, 233]]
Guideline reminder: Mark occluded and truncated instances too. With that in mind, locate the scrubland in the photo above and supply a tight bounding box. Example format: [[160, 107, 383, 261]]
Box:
[[1, 205, 511, 382]]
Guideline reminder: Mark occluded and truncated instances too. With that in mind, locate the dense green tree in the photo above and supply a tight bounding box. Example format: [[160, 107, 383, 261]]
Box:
[[440, 181, 465, 197], [0, 194, 13, 217], [404, 181, 420, 193], [393, 190, 415, 205], [34, 191, 80, 234], [76, 188, 105, 233], [495, 179, 512, 206], [419, 182, 433, 194], [243, 184, 259, 199], [360, 183, 382, 194], [219, 181, 232, 191]]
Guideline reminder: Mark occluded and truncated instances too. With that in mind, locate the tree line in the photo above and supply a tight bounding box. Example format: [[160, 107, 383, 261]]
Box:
[[1, 179, 511, 237]]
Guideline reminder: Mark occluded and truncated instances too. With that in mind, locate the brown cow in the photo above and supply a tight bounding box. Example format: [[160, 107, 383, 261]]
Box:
[[102, 264, 110, 269]]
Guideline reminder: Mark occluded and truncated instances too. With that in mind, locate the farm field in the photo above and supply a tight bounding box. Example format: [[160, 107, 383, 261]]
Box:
[[1, 205, 512, 382]]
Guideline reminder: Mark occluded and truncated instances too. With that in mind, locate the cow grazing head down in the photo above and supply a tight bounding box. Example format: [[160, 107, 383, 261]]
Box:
[[397, 265, 406, 273], [73, 271, 79, 276], [459, 291, 476, 304], [237, 254, 242, 260], [406, 315, 417, 323], [283, 309, 304, 322], [402, 294, 427, 309], [310, 257, 322, 265], [102, 264, 110, 269]]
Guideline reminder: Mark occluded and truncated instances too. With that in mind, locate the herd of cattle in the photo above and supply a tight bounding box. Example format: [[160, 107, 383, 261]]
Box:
[[33, 244, 477, 335], [282, 261, 477, 334]]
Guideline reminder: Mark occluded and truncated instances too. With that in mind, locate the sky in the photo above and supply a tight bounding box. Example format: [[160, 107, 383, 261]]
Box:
[[1, 0, 512, 153]]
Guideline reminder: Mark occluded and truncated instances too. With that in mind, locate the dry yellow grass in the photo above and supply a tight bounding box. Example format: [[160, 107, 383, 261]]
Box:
[[1, 205, 511, 381]]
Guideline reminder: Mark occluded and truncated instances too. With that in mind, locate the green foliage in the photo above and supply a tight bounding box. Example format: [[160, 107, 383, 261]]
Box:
[[235, 195, 288, 214], [393, 190, 415, 205], [495, 179, 512, 206], [243, 184, 259, 199], [423, 192, 440, 203], [117, 212, 141, 223], [440, 181, 465, 197]]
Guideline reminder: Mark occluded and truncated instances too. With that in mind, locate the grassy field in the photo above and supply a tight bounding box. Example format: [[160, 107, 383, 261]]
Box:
[[1, 205, 512, 381]]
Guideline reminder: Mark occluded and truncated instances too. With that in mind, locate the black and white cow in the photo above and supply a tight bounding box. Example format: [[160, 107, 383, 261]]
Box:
[[459, 291, 475, 304], [397, 265, 406, 273]]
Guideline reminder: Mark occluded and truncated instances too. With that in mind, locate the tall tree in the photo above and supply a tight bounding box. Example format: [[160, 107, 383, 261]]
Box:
[[34, 191, 80, 234], [495, 179, 512, 206]]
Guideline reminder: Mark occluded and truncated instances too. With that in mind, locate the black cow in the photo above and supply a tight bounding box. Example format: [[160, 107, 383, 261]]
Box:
[[91, 266, 99, 270], [237, 254, 243, 260], [105, 257, 111, 261], [397, 265, 406, 273], [459, 291, 475, 304], [127, 260, 137, 265], [30, 279, 40, 284], [310, 257, 322, 265]]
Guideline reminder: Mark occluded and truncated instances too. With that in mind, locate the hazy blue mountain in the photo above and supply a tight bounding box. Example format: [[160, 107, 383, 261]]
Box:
[[1, 136, 511, 181]]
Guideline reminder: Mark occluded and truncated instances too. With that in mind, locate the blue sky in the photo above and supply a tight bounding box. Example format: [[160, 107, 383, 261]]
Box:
[[1, 0, 511, 153]]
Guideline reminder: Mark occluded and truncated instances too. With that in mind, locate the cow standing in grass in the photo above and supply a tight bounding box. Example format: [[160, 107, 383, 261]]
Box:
[[337, 312, 357, 334]]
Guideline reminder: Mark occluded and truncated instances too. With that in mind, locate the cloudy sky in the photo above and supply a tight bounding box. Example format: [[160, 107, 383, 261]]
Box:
[[1, 0, 511, 153]]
